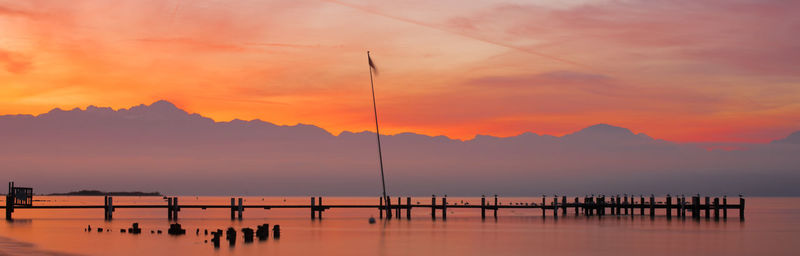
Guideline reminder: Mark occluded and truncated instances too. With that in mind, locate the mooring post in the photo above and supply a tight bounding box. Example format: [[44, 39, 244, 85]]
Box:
[[616, 195, 621, 216], [310, 197, 316, 220], [649, 195, 655, 218], [386, 196, 392, 219], [723, 196, 728, 219], [318, 197, 323, 219], [624, 195, 629, 215], [630, 195, 635, 216], [6, 182, 13, 220], [230, 198, 235, 220], [561, 196, 567, 215], [431, 195, 436, 220], [237, 197, 243, 220], [574, 197, 579, 215], [406, 197, 411, 220], [168, 197, 173, 220], [553, 196, 558, 218], [108, 196, 114, 220], [104, 196, 109, 220], [442, 197, 447, 220], [541, 195, 546, 217], [640, 196, 645, 216], [396, 197, 401, 219], [481, 195, 486, 219], [379, 197, 384, 219], [704, 196, 710, 219], [599, 196, 604, 216], [612, 196, 617, 215], [739, 196, 745, 221], [666, 195, 672, 219], [175, 197, 180, 220], [692, 195, 699, 219], [713, 197, 720, 220]]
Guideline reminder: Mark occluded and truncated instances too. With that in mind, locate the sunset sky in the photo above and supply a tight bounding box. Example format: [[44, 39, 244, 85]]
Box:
[[0, 0, 798, 143]]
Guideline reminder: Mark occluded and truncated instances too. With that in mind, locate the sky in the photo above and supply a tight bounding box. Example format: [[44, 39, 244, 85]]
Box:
[[0, 0, 798, 143]]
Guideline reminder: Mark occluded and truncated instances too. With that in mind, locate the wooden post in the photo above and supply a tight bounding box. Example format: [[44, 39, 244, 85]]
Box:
[[713, 197, 719, 220], [379, 197, 384, 219], [630, 195, 635, 216], [553, 196, 558, 218], [226, 198, 232, 220], [723, 196, 727, 219], [574, 197, 579, 215], [666, 195, 672, 219], [310, 197, 316, 220], [442, 197, 447, 220], [174, 197, 180, 220], [5, 182, 13, 220], [616, 195, 621, 216], [739, 196, 745, 221], [649, 195, 655, 218], [541, 196, 546, 217], [104, 196, 109, 220], [704, 196, 710, 219], [640, 196, 645, 215], [168, 197, 174, 220], [692, 196, 699, 219], [237, 197, 243, 220], [406, 197, 411, 220], [318, 197, 323, 219], [624, 195, 629, 215], [431, 195, 436, 220], [396, 197, 400, 219], [562, 196, 567, 215], [481, 196, 486, 219], [108, 196, 114, 220], [385, 196, 392, 219]]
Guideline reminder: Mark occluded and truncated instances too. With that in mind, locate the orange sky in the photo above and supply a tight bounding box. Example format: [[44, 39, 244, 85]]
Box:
[[0, 0, 798, 142]]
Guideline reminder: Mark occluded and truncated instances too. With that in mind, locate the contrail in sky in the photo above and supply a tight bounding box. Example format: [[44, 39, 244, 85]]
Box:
[[321, 0, 593, 70]]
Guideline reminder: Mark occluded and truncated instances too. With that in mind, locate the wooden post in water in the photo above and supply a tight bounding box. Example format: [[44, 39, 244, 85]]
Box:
[[385, 196, 392, 219], [692, 196, 699, 219], [616, 195, 621, 216], [442, 197, 447, 220], [5, 182, 13, 220], [379, 197, 383, 219], [318, 197, 323, 219], [666, 195, 672, 219], [713, 197, 720, 220], [649, 195, 655, 218], [168, 197, 174, 220], [640, 196, 645, 216], [396, 197, 400, 220], [108, 196, 114, 220], [723, 196, 727, 219], [172, 197, 179, 220], [562, 196, 567, 215], [431, 195, 436, 220], [624, 195, 629, 215], [230, 198, 235, 220], [310, 197, 316, 220], [553, 196, 558, 218], [104, 196, 108, 220], [704, 196, 710, 219], [739, 196, 745, 221], [574, 197, 579, 215], [541, 196, 546, 217], [234, 197, 241, 220], [406, 197, 411, 220]]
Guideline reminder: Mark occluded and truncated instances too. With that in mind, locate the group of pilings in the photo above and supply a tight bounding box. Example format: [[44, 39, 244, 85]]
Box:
[[377, 195, 745, 221], [3, 195, 745, 221]]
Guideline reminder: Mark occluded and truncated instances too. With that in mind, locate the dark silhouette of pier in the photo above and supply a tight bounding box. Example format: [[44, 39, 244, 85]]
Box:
[[5, 182, 745, 221]]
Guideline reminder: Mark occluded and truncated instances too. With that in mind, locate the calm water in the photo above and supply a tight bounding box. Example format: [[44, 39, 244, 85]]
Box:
[[1, 196, 798, 256]]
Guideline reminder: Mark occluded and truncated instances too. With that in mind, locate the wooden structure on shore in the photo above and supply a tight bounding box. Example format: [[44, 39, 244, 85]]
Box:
[[5, 183, 745, 221]]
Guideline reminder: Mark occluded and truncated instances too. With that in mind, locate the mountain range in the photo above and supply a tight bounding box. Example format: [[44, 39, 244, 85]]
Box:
[[1, 100, 798, 196]]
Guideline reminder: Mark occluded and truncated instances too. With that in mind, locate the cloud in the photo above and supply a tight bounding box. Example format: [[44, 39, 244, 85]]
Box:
[[0, 49, 32, 74]]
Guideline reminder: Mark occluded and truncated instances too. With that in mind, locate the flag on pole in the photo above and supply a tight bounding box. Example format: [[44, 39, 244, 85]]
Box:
[[368, 54, 378, 75]]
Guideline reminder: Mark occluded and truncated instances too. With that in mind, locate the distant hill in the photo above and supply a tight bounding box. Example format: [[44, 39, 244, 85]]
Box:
[[48, 190, 162, 196], [1, 100, 799, 196]]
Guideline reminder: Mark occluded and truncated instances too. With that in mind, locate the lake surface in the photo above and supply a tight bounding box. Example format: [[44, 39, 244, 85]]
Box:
[[1, 196, 798, 256]]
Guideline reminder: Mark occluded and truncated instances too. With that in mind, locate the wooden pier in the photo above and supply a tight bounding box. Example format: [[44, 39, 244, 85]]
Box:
[[4, 194, 745, 222]]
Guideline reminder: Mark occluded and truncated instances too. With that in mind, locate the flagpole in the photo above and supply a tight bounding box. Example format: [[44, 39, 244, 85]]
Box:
[[367, 51, 390, 218]]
